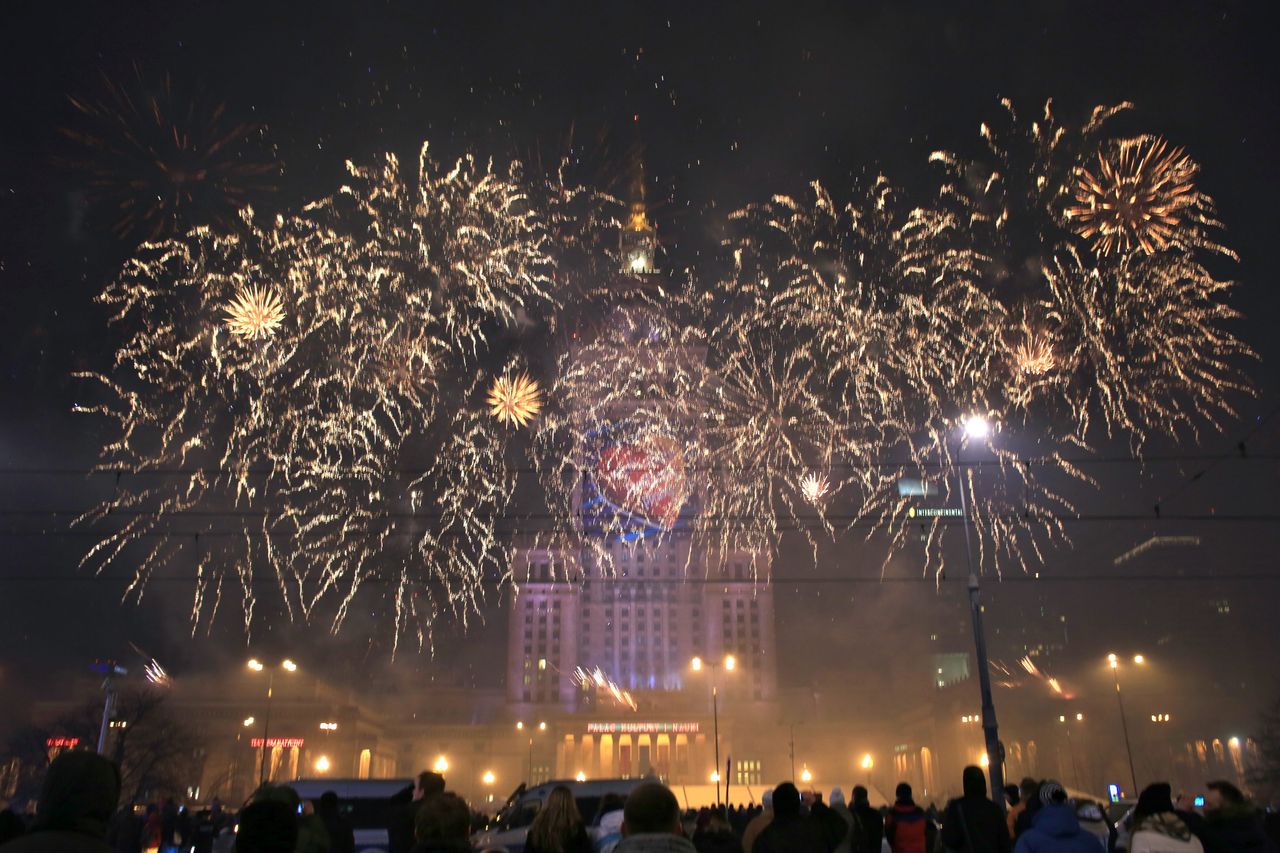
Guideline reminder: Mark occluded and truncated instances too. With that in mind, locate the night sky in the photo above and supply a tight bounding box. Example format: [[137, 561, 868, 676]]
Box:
[[1, 1, 1277, 727]]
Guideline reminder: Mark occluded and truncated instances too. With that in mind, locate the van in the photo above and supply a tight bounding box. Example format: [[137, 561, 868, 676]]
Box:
[[471, 778, 647, 853], [288, 778, 413, 853]]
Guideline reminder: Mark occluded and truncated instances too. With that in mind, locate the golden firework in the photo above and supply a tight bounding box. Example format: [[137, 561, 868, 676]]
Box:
[[487, 372, 543, 426], [1066, 138, 1197, 256], [799, 471, 830, 504], [223, 284, 285, 339], [1012, 326, 1055, 376]]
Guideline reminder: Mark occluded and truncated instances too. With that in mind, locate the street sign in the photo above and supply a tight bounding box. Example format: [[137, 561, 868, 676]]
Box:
[[1108, 783, 1121, 803]]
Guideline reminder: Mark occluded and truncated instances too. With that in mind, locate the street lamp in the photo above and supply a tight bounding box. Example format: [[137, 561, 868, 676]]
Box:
[[800, 766, 813, 784], [525, 722, 548, 784], [576, 771, 587, 783], [247, 658, 298, 785], [1108, 653, 1144, 796], [1057, 712, 1084, 789], [690, 655, 736, 809], [434, 756, 449, 774], [314, 755, 330, 774], [860, 753, 873, 786], [954, 414, 1006, 809]]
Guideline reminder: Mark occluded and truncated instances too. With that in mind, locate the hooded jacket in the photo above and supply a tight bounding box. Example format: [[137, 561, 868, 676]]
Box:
[[1130, 813, 1203, 853], [595, 808, 625, 853], [885, 801, 936, 853], [1012, 804, 1104, 853], [0, 752, 120, 853], [941, 768, 1012, 853], [848, 798, 884, 853]]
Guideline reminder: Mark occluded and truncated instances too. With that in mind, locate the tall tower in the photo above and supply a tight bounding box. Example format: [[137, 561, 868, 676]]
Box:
[[619, 154, 658, 275]]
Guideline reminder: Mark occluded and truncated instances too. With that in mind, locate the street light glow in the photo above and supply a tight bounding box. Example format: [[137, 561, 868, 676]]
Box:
[[1076, 713, 1084, 721], [1107, 653, 1118, 668], [1133, 654, 1145, 664], [979, 753, 990, 768], [247, 659, 264, 671], [319, 722, 338, 731], [314, 755, 330, 773], [800, 767, 812, 783], [861, 753, 873, 770], [243, 716, 255, 727], [724, 655, 736, 671], [575, 771, 587, 782], [516, 721, 524, 731], [483, 770, 495, 785], [433, 756, 449, 773], [282, 659, 298, 672], [1229, 737, 1240, 748], [962, 415, 990, 440], [690, 656, 703, 672], [538, 721, 547, 731], [710, 771, 720, 783]]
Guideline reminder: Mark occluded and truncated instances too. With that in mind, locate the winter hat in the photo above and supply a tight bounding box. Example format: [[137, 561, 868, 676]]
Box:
[[829, 788, 846, 808], [1135, 783, 1175, 821], [895, 783, 913, 803], [1039, 780, 1067, 807], [773, 783, 801, 818], [761, 789, 773, 809]]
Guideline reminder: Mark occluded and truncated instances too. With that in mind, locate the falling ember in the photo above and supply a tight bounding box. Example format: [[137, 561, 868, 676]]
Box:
[[223, 284, 285, 339], [487, 372, 543, 427], [1066, 137, 1197, 256], [799, 471, 830, 503], [1012, 326, 1056, 376]]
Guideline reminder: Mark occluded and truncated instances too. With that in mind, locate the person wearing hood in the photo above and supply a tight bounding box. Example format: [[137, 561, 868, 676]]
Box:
[[0, 751, 120, 853], [1127, 784, 1202, 853], [750, 783, 827, 853], [594, 793, 627, 853], [884, 784, 936, 853], [1011, 781, 1103, 853], [1071, 802, 1110, 851], [847, 786, 883, 853], [1200, 781, 1277, 853], [828, 790, 854, 853], [940, 766, 1012, 853], [740, 790, 772, 853]]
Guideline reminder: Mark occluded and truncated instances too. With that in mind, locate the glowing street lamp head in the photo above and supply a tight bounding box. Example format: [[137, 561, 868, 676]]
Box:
[[1229, 737, 1241, 748], [690, 656, 703, 672], [800, 767, 812, 784], [1133, 654, 1145, 665], [1076, 713, 1084, 721], [1107, 653, 1119, 669], [282, 659, 298, 672], [979, 753, 990, 768], [575, 771, 587, 782], [516, 721, 524, 731], [861, 754, 873, 770], [314, 755, 330, 774], [724, 655, 736, 671], [710, 771, 721, 783], [247, 659, 264, 672], [434, 756, 449, 773], [483, 770, 495, 785], [962, 415, 991, 440], [243, 716, 255, 727], [538, 721, 547, 732]]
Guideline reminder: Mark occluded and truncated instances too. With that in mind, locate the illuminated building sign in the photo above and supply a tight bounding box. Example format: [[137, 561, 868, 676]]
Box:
[[587, 722, 699, 735], [250, 737, 305, 748], [907, 507, 963, 518], [46, 737, 79, 748]]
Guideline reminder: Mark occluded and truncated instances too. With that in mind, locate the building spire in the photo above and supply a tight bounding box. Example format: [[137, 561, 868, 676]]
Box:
[[620, 149, 657, 275]]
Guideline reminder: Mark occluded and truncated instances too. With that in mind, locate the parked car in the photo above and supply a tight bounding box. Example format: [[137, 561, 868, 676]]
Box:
[[471, 778, 647, 853]]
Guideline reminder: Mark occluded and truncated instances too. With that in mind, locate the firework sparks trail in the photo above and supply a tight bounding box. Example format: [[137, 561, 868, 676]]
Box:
[[77, 141, 557, 651], [571, 666, 639, 711]]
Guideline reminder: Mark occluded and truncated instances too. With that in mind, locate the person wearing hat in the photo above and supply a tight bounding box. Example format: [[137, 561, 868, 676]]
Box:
[[1128, 784, 1202, 853], [1011, 781, 1103, 853], [0, 751, 120, 853], [940, 766, 1012, 853]]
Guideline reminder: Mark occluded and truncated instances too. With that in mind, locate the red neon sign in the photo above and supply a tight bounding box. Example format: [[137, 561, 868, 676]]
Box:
[[46, 737, 80, 748]]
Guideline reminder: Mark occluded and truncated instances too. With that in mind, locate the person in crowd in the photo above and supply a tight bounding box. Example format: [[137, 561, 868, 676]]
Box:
[[1071, 801, 1110, 850], [409, 792, 470, 853], [691, 811, 739, 853], [1014, 780, 1043, 841], [236, 801, 299, 853], [884, 783, 936, 853], [0, 800, 24, 848], [252, 785, 330, 853], [848, 786, 883, 853], [1128, 784, 1202, 853], [159, 798, 178, 853], [315, 792, 354, 853], [750, 782, 827, 853], [141, 804, 161, 853], [740, 790, 773, 853], [827, 789, 854, 853], [525, 786, 592, 853], [1011, 781, 1103, 853], [1201, 780, 1276, 853], [614, 783, 695, 853], [1004, 787, 1023, 840], [811, 791, 848, 852], [594, 793, 628, 853], [389, 771, 445, 853], [940, 766, 1012, 853], [0, 751, 120, 853]]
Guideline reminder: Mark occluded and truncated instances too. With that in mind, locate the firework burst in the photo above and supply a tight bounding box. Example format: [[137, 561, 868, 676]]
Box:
[[223, 284, 285, 339], [799, 471, 830, 504], [59, 63, 279, 242], [1066, 138, 1197, 256], [487, 372, 544, 427]]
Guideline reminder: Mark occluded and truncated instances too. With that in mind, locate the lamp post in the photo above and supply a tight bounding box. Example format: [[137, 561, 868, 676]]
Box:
[[691, 655, 736, 810], [1057, 713, 1084, 790], [860, 753, 873, 788], [520, 721, 547, 784], [955, 415, 1006, 810], [1108, 653, 1143, 796], [247, 658, 297, 785]]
